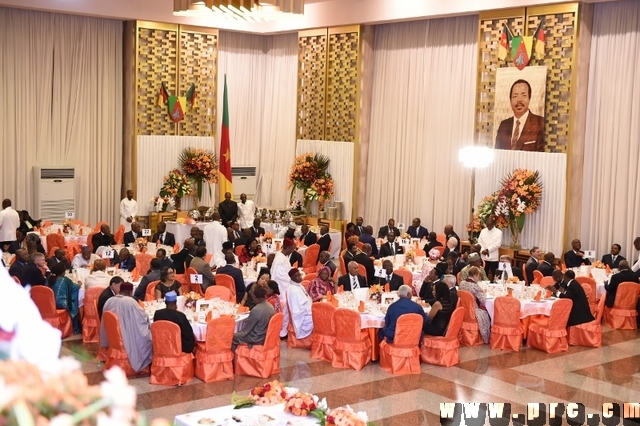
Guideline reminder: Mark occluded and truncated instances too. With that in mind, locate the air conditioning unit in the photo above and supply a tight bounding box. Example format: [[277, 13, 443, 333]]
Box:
[[231, 166, 257, 201], [33, 167, 76, 222]]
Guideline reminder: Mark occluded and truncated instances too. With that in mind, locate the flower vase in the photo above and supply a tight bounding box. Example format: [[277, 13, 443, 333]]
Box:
[[509, 215, 525, 249], [195, 180, 203, 206], [174, 197, 182, 211]]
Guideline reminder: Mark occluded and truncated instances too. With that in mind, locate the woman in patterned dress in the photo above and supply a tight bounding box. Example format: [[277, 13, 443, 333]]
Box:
[[459, 266, 491, 344]]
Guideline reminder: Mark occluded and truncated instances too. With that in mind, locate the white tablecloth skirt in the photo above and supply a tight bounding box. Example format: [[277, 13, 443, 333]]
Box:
[[484, 297, 558, 325]]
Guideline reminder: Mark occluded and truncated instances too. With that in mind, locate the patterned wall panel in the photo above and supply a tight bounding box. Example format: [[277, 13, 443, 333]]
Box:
[[297, 31, 328, 140], [326, 30, 359, 142], [136, 26, 178, 136], [178, 30, 218, 137]]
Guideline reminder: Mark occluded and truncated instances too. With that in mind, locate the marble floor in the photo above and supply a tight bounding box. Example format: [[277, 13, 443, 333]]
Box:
[[62, 327, 640, 425]]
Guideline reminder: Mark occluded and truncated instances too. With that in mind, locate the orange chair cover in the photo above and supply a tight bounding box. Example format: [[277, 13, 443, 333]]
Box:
[[195, 315, 235, 382], [303, 244, 321, 271], [150, 321, 195, 385], [457, 290, 484, 346], [286, 298, 313, 349], [135, 253, 153, 278], [304, 273, 318, 283], [46, 234, 66, 257], [532, 270, 543, 284], [384, 283, 390, 292], [65, 241, 82, 263], [145, 280, 161, 302], [187, 267, 204, 296], [579, 283, 598, 317], [436, 233, 446, 246], [331, 309, 371, 370], [114, 225, 125, 245], [539, 276, 555, 287], [103, 312, 140, 377], [379, 313, 423, 375], [234, 313, 283, 378], [356, 264, 368, 285], [489, 296, 523, 351], [175, 273, 189, 295], [82, 288, 103, 343], [568, 297, 605, 347], [527, 298, 572, 353], [39, 228, 46, 236], [30, 286, 73, 339], [433, 246, 446, 258], [94, 221, 109, 232], [97, 346, 108, 362], [204, 285, 233, 301], [421, 307, 464, 367], [86, 231, 97, 252], [215, 274, 236, 300], [339, 254, 347, 276], [310, 303, 336, 362], [393, 269, 413, 287], [602, 282, 639, 330], [234, 245, 245, 257]]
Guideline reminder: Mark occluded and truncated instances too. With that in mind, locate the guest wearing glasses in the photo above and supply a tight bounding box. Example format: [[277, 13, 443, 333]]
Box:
[[154, 266, 182, 300]]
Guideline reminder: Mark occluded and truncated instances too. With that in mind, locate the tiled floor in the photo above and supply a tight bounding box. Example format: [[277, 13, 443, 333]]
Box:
[[61, 328, 640, 425]]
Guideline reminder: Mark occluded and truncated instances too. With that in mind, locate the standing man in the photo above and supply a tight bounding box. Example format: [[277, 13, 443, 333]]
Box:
[[218, 192, 238, 227], [0, 199, 21, 250], [525, 246, 540, 284], [271, 238, 296, 337], [494, 79, 545, 151], [237, 193, 255, 230], [120, 189, 138, 232], [478, 217, 502, 280], [153, 291, 195, 353], [299, 224, 317, 247], [316, 225, 331, 261], [204, 212, 228, 256], [354, 217, 365, 236]]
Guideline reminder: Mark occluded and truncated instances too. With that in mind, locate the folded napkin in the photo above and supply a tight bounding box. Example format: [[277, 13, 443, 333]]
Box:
[[507, 288, 513, 297], [57, 228, 62, 234], [534, 291, 542, 301], [545, 290, 552, 298], [338, 285, 344, 293], [384, 283, 390, 292], [605, 265, 611, 274], [326, 291, 333, 302], [358, 300, 365, 312], [331, 298, 339, 308], [236, 306, 249, 313], [79, 228, 84, 236], [39, 228, 45, 236], [132, 269, 140, 281], [138, 300, 145, 309]]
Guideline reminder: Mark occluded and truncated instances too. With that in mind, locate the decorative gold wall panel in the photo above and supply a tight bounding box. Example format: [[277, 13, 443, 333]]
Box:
[[297, 31, 328, 140], [326, 30, 359, 142]]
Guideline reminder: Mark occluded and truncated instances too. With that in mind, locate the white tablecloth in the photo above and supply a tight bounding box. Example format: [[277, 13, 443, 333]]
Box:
[[484, 297, 558, 325], [175, 403, 319, 426], [30, 232, 88, 253], [165, 222, 198, 248], [190, 312, 249, 341]]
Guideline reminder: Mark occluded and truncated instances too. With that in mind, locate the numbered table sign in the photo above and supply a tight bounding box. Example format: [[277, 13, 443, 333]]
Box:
[[65, 211, 75, 219], [399, 238, 410, 247], [190, 274, 203, 285], [374, 267, 387, 278], [263, 243, 274, 253], [142, 229, 152, 237], [101, 249, 115, 259], [397, 222, 405, 229], [583, 250, 596, 259]]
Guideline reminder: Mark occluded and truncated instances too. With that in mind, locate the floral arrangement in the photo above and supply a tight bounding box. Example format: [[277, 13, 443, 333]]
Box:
[[264, 232, 274, 243], [405, 249, 415, 263], [287, 153, 335, 208], [149, 196, 175, 213], [400, 233, 411, 240], [369, 284, 383, 302], [135, 237, 147, 253], [287, 198, 303, 211], [506, 276, 520, 284], [591, 260, 606, 269], [178, 147, 219, 202], [284, 392, 319, 417], [159, 168, 193, 199], [326, 406, 369, 426], [62, 219, 71, 234], [347, 235, 360, 246], [250, 380, 288, 406]]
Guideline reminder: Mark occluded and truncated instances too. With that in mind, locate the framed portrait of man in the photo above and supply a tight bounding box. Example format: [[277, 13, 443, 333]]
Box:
[[493, 66, 547, 152]]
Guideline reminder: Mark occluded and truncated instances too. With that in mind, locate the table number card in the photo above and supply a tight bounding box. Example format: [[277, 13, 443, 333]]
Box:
[[397, 222, 405, 229], [141, 229, 152, 237], [190, 274, 203, 284], [583, 250, 596, 259], [374, 267, 387, 278], [399, 238, 410, 247], [101, 249, 115, 259], [263, 243, 273, 253], [65, 211, 75, 219], [497, 262, 513, 278]]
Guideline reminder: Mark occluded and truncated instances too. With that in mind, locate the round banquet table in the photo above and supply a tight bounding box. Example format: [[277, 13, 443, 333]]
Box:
[[484, 296, 559, 338]]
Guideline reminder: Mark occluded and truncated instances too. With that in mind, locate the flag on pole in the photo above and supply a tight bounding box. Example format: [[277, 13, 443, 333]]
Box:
[[218, 75, 233, 202], [498, 24, 512, 60], [534, 19, 546, 58]]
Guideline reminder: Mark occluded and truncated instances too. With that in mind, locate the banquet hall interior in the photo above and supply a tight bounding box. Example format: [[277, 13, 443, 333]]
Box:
[[2, 0, 640, 424]]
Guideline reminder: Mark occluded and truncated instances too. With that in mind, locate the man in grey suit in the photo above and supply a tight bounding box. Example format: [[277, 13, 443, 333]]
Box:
[[190, 246, 216, 291], [232, 286, 275, 351]]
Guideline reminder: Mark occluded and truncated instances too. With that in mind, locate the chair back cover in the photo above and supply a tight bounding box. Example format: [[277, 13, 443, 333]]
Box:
[[31, 286, 57, 317], [135, 253, 153, 277], [94, 221, 109, 232], [548, 299, 573, 329], [303, 244, 321, 269], [614, 282, 640, 309], [145, 280, 161, 301], [234, 245, 245, 257], [304, 273, 318, 283], [457, 290, 478, 324], [393, 313, 423, 348], [264, 313, 284, 348], [205, 316, 235, 352], [215, 274, 236, 299], [46, 233, 65, 257], [151, 320, 182, 357], [539, 276, 555, 286], [114, 225, 125, 245], [493, 296, 521, 327], [444, 307, 465, 339], [393, 269, 413, 287], [311, 303, 336, 336], [84, 287, 103, 317], [103, 311, 126, 351], [334, 309, 361, 342], [204, 286, 233, 301]]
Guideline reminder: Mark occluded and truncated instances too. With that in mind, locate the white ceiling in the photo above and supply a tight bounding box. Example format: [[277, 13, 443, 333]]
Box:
[[0, 0, 617, 34]]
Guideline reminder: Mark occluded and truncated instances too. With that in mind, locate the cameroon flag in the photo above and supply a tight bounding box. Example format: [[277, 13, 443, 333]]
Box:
[[219, 75, 233, 202]]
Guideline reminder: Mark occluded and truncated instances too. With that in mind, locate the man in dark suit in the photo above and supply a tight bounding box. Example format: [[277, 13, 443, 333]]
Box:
[[316, 225, 331, 260], [378, 218, 400, 239], [494, 79, 545, 152], [92, 224, 115, 253], [444, 225, 461, 254], [377, 259, 404, 291], [152, 222, 176, 247], [98, 276, 123, 318], [558, 270, 595, 326], [604, 260, 638, 308], [423, 232, 443, 253], [7, 230, 26, 254], [379, 285, 428, 343], [354, 217, 365, 236], [249, 218, 265, 240], [153, 291, 195, 353], [318, 251, 336, 277], [216, 252, 246, 303], [123, 222, 142, 245], [337, 261, 367, 291], [448, 251, 467, 277], [525, 246, 540, 284], [47, 248, 71, 271], [358, 226, 379, 258], [407, 218, 428, 240], [537, 252, 556, 277], [190, 226, 206, 247], [564, 239, 591, 268], [8, 249, 28, 283], [379, 231, 404, 258], [601, 244, 625, 269], [218, 192, 238, 227], [112, 248, 136, 272], [171, 238, 196, 274], [348, 243, 375, 285], [299, 224, 317, 247], [22, 252, 47, 286], [289, 249, 303, 268]]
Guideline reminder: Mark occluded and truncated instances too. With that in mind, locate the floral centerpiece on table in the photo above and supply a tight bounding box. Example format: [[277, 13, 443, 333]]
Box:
[[288, 153, 335, 212], [62, 219, 71, 234], [369, 284, 383, 302], [404, 248, 415, 264], [178, 147, 219, 205], [184, 291, 201, 312], [284, 392, 320, 417], [264, 232, 274, 244], [347, 235, 360, 246], [591, 260, 606, 269], [135, 237, 147, 253], [506, 276, 521, 284]]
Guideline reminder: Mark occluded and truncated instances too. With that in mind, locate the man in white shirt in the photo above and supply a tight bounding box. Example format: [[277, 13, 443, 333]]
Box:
[[204, 212, 227, 256], [286, 268, 313, 339], [71, 245, 99, 269], [0, 199, 21, 250], [119, 189, 138, 232], [237, 193, 255, 230], [211, 241, 238, 268], [477, 217, 503, 280], [271, 238, 297, 337]]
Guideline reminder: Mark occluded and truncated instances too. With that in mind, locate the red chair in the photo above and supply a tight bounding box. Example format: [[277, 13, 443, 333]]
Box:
[[145, 280, 161, 301], [186, 267, 204, 296], [339, 253, 347, 276], [114, 225, 125, 245], [457, 290, 484, 346], [489, 296, 523, 351], [331, 308, 371, 370], [357, 264, 368, 285], [94, 221, 109, 232], [421, 307, 464, 367], [286, 298, 313, 349], [576, 276, 598, 313], [82, 287, 104, 343], [303, 244, 321, 273], [86, 231, 97, 252], [135, 253, 153, 277], [379, 313, 423, 375], [539, 276, 555, 287], [310, 303, 336, 362], [46, 234, 66, 257], [30, 286, 73, 339], [215, 274, 236, 301], [235, 313, 283, 378], [568, 296, 605, 347], [204, 285, 233, 302], [393, 269, 412, 287], [602, 282, 640, 330], [103, 311, 146, 377], [65, 241, 82, 263], [195, 316, 235, 382], [527, 299, 572, 353], [234, 245, 245, 257], [532, 270, 543, 284], [150, 321, 195, 385]]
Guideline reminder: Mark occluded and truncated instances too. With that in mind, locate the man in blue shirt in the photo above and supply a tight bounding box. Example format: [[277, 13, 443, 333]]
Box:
[[379, 285, 428, 343]]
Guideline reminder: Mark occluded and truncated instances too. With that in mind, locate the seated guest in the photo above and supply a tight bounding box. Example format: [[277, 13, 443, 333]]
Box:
[[239, 239, 263, 265], [557, 270, 595, 326], [525, 246, 541, 284], [22, 252, 48, 286], [8, 230, 26, 254], [47, 262, 81, 333], [190, 246, 216, 291], [460, 253, 488, 282], [217, 252, 246, 303], [316, 226, 331, 261], [344, 222, 357, 240], [496, 255, 525, 282], [299, 224, 317, 247], [288, 248, 303, 268], [544, 270, 566, 293], [134, 258, 163, 301], [459, 266, 491, 344], [344, 242, 374, 284], [227, 221, 244, 243], [18, 210, 41, 233], [123, 222, 142, 245], [25, 233, 46, 255], [337, 261, 368, 291], [85, 259, 111, 289], [318, 251, 336, 277], [71, 245, 99, 269], [378, 218, 400, 239], [171, 238, 196, 274], [423, 282, 455, 337], [423, 232, 443, 253], [153, 291, 195, 353], [212, 241, 238, 269], [379, 231, 404, 258], [266, 280, 282, 313], [191, 227, 206, 247], [113, 248, 136, 272], [442, 236, 459, 259], [9, 249, 29, 283], [307, 266, 336, 302], [419, 265, 441, 305], [601, 244, 625, 269], [358, 226, 379, 258], [461, 243, 482, 262], [100, 281, 152, 373], [444, 225, 461, 253], [563, 239, 591, 268], [241, 270, 271, 310], [449, 251, 467, 276], [155, 248, 173, 270], [98, 276, 124, 318], [442, 274, 459, 307], [154, 267, 182, 300], [377, 259, 404, 291], [232, 286, 275, 352], [287, 268, 313, 339], [152, 222, 175, 247], [249, 218, 265, 240], [537, 252, 556, 277], [379, 285, 428, 343], [604, 260, 638, 308], [47, 248, 71, 271], [91, 224, 115, 253], [408, 218, 429, 240]]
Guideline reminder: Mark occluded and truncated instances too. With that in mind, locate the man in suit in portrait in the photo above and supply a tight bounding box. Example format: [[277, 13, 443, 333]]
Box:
[[495, 79, 545, 152], [377, 218, 400, 239], [379, 231, 404, 258], [407, 218, 428, 240], [152, 222, 176, 247], [601, 244, 625, 269], [337, 261, 368, 291], [558, 270, 595, 326]]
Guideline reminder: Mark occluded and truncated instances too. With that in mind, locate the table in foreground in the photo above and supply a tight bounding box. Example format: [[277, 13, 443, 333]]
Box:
[[174, 403, 319, 426]]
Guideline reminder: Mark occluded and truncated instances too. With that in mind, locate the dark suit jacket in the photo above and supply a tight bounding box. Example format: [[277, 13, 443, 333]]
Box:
[[218, 200, 238, 226], [113, 254, 136, 272], [216, 264, 246, 304], [601, 254, 625, 269], [249, 226, 265, 239], [299, 232, 317, 247], [91, 232, 115, 253], [322, 260, 336, 277], [353, 252, 375, 285], [604, 270, 638, 308], [22, 263, 46, 286], [379, 241, 403, 258], [525, 257, 539, 283], [97, 286, 116, 318], [377, 273, 404, 292], [354, 225, 365, 236], [495, 112, 545, 151], [151, 231, 176, 247], [8, 240, 23, 254], [408, 225, 428, 240], [317, 234, 331, 256], [564, 250, 591, 268], [379, 297, 428, 344], [123, 231, 139, 245], [537, 261, 554, 277], [153, 308, 195, 353], [358, 233, 379, 258], [9, 261, 27, 283], [189, 256, 215, 290], [47, 256, 71, 271], [423, 240, 443, 253], [193, 238, 206, 247], [171, 249, 193, 274], [377, 226, 400, 239], [337, 274, 368, 291], [452, 258, 467, 276], [560, 280, 595, 326], [289, 250, 303, 268]]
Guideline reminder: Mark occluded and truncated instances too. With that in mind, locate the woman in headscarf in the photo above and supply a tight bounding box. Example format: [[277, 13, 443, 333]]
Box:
[[420, 248, 442, 282], [307, 266, 336, 302], [47, 262, 81, 333], [240, 269, 271, 310], [239, 238, 264, 265]]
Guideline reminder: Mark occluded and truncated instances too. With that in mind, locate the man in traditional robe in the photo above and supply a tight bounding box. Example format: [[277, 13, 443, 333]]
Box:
[[119, 190, 138, 232], [232, 286, 275, 351], [153, 291, 195, 353], [204, 212, 228, 256], [286, 268, 313, 339], [271, 237, 296, 337]]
